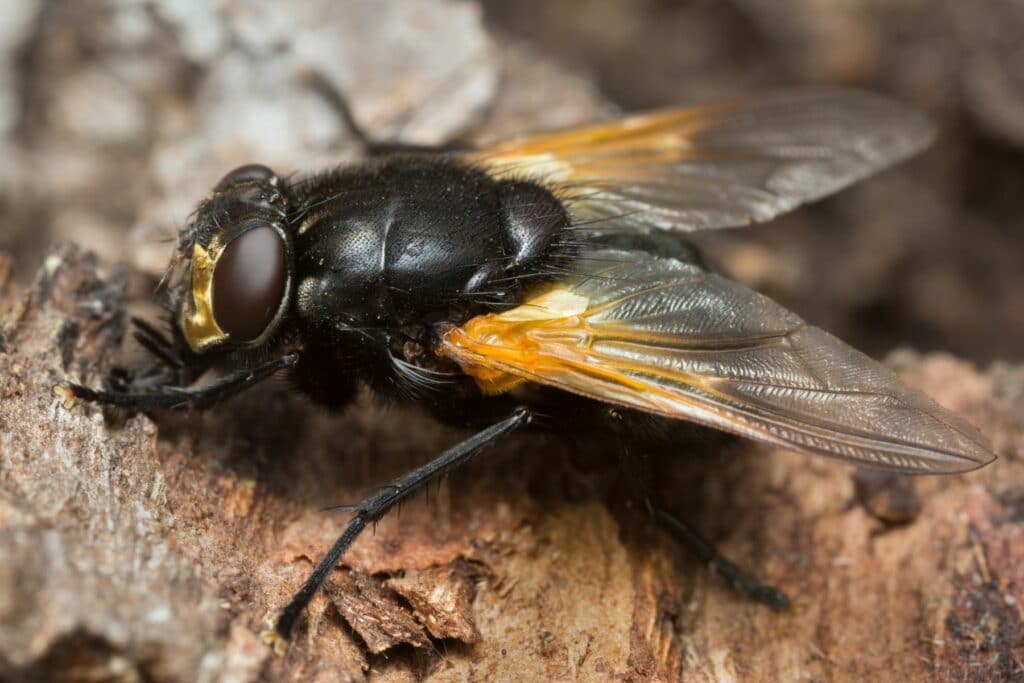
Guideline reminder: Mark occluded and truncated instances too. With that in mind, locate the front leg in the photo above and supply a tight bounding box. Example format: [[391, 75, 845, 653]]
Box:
[[74, 315, 214, 407], [64, 352, 300, 411], [128, 316, 208, 386]]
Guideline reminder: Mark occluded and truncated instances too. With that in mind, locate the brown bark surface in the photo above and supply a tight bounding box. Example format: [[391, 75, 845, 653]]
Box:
[[2, 240, 1022, 682], [1, 2, 1023, 682]]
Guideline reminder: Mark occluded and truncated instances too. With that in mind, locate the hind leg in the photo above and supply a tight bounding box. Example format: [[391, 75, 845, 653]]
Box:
[[607, 407, 790, 609], [304, 70, 466, 155]]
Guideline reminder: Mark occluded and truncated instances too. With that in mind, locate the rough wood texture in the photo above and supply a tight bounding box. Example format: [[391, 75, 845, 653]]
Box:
[[1, 2, 1023, 681], [2, 244, 1021, 682]]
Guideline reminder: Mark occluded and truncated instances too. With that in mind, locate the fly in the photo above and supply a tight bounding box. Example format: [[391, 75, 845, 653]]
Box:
[[62, 88, 996, 643]]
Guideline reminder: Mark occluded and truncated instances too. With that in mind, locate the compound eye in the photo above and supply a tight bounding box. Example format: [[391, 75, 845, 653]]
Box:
[[212, 225, 287, 342], [214, 164, 277, 192]]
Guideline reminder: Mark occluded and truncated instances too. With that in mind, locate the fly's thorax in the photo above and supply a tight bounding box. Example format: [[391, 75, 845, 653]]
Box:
[[175, 164, 295, 355], [289, 157, 572, 337], [495, 179, 570, 271]]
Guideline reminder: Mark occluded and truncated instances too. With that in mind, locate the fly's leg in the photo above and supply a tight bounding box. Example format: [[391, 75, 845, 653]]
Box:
[[304, 70, 466, 155], [273, 406, 532, 639], [653, 507, 790, 609], [63, 352, 299, 411], [128, 316, 209, 385], [67, 316, 215, 411], [611, 411, 790, 610]]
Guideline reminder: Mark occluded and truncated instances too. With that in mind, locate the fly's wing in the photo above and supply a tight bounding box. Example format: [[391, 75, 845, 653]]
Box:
[[464, 89, 933, 233], [438, 250, 994, 473]]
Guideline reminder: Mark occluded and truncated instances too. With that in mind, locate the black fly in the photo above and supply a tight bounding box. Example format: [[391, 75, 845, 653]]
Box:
[[63, 89, 996, 642]]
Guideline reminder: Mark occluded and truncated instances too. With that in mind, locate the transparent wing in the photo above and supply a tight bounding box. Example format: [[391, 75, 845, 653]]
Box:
[[465, 89, 933, 233], [438, 250, 994, 473]]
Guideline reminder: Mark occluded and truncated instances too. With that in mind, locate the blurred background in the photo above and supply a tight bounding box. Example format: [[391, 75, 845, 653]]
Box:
[[0, 0, 1021, 364]]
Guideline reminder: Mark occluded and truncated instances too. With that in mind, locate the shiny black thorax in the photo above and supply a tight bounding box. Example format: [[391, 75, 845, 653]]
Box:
[[284, 155, 568, 415]]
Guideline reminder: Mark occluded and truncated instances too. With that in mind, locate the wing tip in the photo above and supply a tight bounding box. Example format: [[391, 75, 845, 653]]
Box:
[[867, 92, 936, 162], [751, 86, 936, 158], [780, 434, 997, 476], [820, 86, 936, 157], [927, 442, 998, 475]]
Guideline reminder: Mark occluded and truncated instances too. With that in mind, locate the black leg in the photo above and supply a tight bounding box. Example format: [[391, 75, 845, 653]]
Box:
[[64, 352, 299, 411], [654, 507, 791, 610], [304, 69, 464, 156], [130, 316, 185, 373], [610, 416, 789, 610], [97, 317, 209, 396], [273, 406, 532, 638]]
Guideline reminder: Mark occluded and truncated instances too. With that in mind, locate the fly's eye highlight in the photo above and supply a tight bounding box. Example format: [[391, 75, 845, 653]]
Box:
[[212, 225, 287, 342]]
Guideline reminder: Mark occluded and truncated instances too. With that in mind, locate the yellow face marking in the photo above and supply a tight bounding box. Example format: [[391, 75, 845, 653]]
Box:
[[180, 241, 228, 352]]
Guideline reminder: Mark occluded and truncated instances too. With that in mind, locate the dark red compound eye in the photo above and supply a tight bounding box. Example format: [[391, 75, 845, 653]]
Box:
[[212, 225, 287, 342]]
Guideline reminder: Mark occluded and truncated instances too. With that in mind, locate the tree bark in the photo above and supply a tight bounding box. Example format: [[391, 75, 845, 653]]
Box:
[[1, 2, 1023, 681], [2, 240, 1022, 682]]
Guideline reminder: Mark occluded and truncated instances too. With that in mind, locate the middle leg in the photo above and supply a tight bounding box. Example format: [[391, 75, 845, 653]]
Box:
[[274, 405, 533, 638]]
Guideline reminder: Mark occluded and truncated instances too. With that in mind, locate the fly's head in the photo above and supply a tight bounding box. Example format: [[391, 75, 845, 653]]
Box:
[[173, 164, 295, 356]]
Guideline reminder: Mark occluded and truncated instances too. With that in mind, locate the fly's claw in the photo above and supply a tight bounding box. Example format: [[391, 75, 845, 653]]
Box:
[[260, 628, 289, 656]]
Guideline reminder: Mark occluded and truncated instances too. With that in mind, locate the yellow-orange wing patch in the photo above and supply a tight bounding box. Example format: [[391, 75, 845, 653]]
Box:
[[438, 249, 994, 474], [464, 89, 933, 233]]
